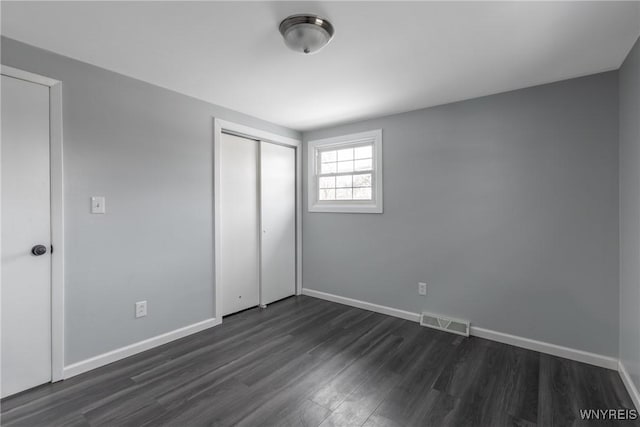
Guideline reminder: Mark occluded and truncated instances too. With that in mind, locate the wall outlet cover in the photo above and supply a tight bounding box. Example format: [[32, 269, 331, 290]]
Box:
[[135, 301, 147, 318], [418, 282, 427, 296]]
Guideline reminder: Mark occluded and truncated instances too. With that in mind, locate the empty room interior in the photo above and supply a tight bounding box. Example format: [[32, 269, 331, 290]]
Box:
[[1, 1, 640, 426]]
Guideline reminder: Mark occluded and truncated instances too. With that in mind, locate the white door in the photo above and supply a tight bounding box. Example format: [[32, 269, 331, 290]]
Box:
[[220, 133, 260, 316], [260, 142, 296, 305], [1, 74, 52, 398]]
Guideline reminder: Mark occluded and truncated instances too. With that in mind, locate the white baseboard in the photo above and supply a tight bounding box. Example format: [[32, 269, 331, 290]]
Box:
[[619, 361, 640, 410], [63, 317, 221, 379], [302, 288, 420, 322], [302, 288, 617, 370], [470, 326, 618, 370]]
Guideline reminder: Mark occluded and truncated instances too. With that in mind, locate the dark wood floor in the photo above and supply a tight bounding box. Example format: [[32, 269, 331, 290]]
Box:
[[1, 296, 637, 427]]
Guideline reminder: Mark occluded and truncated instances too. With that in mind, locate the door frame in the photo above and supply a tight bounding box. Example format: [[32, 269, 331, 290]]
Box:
[[213, 119, 302, 321], [1, 65, 65, 382]]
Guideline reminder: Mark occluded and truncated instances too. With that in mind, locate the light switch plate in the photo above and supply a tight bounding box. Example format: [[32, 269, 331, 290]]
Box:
[[91, 196, 105, 214]]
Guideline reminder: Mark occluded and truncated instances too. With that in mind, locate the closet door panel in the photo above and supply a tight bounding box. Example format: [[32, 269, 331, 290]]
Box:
[[220, 133, 260, 315], [260, 142, 296, 305]]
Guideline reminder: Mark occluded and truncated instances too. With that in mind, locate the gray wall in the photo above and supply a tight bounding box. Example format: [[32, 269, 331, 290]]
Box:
[[1, 37, 299, 365], [303, 72, 620, 357], [619, 35, 640, 394]]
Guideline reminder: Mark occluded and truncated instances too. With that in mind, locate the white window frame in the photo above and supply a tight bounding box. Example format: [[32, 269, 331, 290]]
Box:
[[307, 129, 383, 213]]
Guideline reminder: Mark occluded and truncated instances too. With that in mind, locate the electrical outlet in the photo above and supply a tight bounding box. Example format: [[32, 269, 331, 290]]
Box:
[[418, 282, 427, 296], [135, 301, 147, 318]]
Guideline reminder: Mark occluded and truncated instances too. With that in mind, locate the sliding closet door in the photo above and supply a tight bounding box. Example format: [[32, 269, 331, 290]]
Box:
[[260, 141, 296, 305], [220, 133, 260, 315]]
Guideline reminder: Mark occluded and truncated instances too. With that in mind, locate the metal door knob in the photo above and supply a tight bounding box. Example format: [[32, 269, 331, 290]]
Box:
[[31, 245, 47, 256]]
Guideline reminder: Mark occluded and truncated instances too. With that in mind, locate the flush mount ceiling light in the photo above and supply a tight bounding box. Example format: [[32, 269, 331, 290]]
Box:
[[279, 14, 335, 55]]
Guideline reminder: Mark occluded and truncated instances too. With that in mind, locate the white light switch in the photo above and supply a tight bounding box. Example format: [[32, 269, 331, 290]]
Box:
[[91, 196, 105, 214]]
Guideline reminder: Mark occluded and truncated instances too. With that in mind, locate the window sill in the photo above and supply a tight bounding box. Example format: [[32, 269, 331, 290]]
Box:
[[308, 202, 383, 214]]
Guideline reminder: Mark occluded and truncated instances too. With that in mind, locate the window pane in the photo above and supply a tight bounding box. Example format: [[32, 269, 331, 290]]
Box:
[[353, 187, 372, 200], [321, 150, 337, 162], [320, 162, 337, 174], [353, 174, 371, 187], [354, 145, 372, 159], [337, 160, 354, 173], [336, 175, 352, 188], [354, 159, 372, 171], [310, 131, 381, 212], [337, 148, 354, 161], [336, 188, 353, 200], [319, 176, 335, 189], [319, 189, 335, 200]]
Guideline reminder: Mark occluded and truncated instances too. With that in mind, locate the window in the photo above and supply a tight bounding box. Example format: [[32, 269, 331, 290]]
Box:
[[308, 129, 382, 213]]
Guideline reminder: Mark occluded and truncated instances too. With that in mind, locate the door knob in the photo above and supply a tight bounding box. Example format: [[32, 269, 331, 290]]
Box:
[[31, 245, 47, 256]]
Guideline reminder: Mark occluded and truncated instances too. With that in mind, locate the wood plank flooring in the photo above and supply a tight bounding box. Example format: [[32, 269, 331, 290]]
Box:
[[1, 295, 637, 426]]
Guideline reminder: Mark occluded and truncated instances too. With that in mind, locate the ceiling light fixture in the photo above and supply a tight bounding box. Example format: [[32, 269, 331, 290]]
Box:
[[279, 14, 335, 55]]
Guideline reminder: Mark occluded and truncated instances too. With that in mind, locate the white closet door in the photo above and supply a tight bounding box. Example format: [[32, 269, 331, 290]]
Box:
[[1, 75, 52, 397], [220, 133, 260, 315], [260, 142, 296, 305]]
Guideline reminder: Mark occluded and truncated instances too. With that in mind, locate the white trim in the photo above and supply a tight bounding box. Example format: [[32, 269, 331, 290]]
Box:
[[1, 65, 59, 87], [213, 120, 223, 321], [215, 120, 300, 148], [296, 136, 302, 296], [49, 83, 64, 382], [619, 361, 640, 410], [63, 317, 220, 379], [1, 65, 65, 382], [307, 129, 383, 214], [302, 288, 618, 370], [213, 119, 303, 319], [470, 326, 618, 370], [302, 288, 420, 322], [296, 139, 303, 296]]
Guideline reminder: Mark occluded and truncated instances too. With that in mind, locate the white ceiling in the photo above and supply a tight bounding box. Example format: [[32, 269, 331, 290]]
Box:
[[2, 1, 639, 131]]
